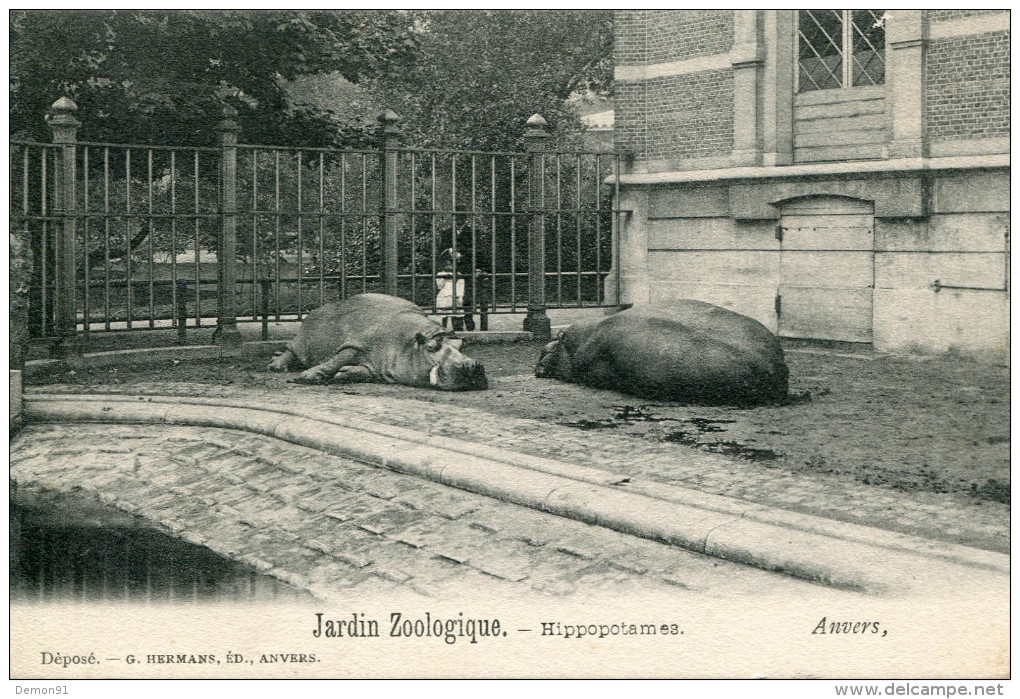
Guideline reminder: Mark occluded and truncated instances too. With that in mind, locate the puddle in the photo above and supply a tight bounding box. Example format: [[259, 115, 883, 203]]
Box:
[[560, 418, 620, 430], [559, 409, 777, 462], [561, 405, 679, 429], [10, 498, 312, 603], [700, 441, 781, 462]]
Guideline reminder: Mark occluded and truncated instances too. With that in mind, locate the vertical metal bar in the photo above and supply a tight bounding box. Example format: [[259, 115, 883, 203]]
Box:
[[614, 155, 622, 304], [509, 156, 516, 312], [82, 147, 90, 344], [318, 152, 324, 309], [125, 149, 132, 329], [339, 153, 347, 300], [470, 155, 477, 322], [20, 148, 32, 334], [252, 150, 259, 323], [193, 150, 200, 329], [40, 151, 48, 336], [361, 154, 367, 293], [410, 152, 417, 304], [104, 148, 110, 330], [170, 151, 178, 333], [275, 150, 281, 321], [430, 153, 437, 313], [556, 154, 563, 305], [451, 155, 458, 310], [490, 156, 497, 313], [594, 154, 602, 305], [489, 158, 497, 314], [296, 150, 303, 319], [147, 149, 155, 327], [576, 153, 583, 306]]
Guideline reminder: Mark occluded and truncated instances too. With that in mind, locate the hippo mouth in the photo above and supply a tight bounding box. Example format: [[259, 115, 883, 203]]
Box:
[[534, 339, 561, 379], [430, 361, 488, 391]]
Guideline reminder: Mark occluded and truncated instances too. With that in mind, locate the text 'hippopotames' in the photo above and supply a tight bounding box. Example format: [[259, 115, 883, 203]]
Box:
[[535, 301, 788, 406], [268, 293, 487, 391]]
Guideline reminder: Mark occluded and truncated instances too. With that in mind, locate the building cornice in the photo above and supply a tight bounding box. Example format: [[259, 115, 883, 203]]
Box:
[[614, 154, 1010, 187]]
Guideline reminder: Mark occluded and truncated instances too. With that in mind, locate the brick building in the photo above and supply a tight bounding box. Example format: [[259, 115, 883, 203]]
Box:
[[612, 10, 1009, 357]]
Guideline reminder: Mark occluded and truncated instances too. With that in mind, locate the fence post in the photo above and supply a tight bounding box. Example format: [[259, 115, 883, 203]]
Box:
[[47, 97, 81, 360], [523, 114, 551, 340], [214, 105, 242, 346], [378, 110, 402, 297]]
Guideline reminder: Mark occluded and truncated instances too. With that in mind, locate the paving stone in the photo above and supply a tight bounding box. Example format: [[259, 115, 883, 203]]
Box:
[[562, 559, 655, 592], [394, 516, 490, 556], [464, 502, 559, 546], [465, 540, 534, 582], [553, 528, 636, 561], [356, 508, 429, 536]]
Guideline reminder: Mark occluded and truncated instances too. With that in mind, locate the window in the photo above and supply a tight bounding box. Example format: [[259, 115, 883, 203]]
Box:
[[798, 10, 887, 92]]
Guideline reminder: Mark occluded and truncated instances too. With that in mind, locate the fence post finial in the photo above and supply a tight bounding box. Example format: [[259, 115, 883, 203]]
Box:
[[523, 113, 552, 340], [48, 96, 81, 135], [378, 110, 402, 297]]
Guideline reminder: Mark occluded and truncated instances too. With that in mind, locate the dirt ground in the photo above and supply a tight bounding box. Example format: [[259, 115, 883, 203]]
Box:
[[27, 336, 1010, 506]]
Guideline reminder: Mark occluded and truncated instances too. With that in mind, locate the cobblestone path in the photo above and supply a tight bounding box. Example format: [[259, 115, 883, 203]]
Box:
[[28, 380, 1009, 553], [10, 423, 833, 601]]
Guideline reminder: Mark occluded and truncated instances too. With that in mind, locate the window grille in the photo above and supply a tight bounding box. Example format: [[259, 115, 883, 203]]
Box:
[[798, 10, 886, 92]]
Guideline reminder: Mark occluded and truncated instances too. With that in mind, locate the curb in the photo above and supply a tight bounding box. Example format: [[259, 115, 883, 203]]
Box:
[[22, 393, 1010, 596], [22, 331, 535, 379]]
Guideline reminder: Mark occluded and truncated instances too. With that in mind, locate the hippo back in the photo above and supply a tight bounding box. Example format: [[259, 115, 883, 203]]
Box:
[[289, 294, 425, 367], [549, 300, 788, 405]]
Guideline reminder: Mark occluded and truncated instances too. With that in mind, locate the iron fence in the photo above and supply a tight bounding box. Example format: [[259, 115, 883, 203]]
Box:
[[10, 99, 624, 356]]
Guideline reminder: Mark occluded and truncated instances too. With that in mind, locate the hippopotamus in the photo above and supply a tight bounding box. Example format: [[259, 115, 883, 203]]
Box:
[[268, 293, 488, 391], [535, 301, 788, 405]]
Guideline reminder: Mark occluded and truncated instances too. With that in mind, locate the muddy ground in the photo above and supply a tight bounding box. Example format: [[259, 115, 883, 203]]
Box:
[[27, 336, 1010, 506]]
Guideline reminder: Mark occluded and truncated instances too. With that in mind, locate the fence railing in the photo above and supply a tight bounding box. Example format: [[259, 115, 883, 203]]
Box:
[[10, 98, 624, 357]]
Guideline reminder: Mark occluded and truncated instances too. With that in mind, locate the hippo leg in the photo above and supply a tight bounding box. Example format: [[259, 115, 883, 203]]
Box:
[[289, 348, 360, 385], [267, 347, 298, 372], [331, 366, 374, 383]]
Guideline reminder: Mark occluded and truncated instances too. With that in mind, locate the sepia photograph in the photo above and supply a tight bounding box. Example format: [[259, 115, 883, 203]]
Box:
[[8, 9, 1010, 685]]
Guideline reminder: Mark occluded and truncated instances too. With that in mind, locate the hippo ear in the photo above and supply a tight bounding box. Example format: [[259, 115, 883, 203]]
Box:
[[414, 332, 427, 346]]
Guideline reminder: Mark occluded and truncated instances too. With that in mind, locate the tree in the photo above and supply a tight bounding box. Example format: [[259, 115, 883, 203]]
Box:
[[367, 10, 613, 151], [10, 10, 418, 147]]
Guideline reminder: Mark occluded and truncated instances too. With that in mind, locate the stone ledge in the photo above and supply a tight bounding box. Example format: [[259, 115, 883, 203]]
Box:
[[22, 330, 534, 379]]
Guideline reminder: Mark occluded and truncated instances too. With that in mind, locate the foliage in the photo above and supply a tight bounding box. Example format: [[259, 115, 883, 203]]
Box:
[[10, 10, 418, 147], [367, 10, 614, 151]]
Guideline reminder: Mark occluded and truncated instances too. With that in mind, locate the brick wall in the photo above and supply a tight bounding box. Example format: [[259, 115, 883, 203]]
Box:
[[646, 10, 732, 63], [930, 10, 1004, 22], [614, 81, 645, 156], [613, 11, 735, 161], [926, 30, 1010, 142], [644, 70, 733, 160], [614, 10, 646, 65]]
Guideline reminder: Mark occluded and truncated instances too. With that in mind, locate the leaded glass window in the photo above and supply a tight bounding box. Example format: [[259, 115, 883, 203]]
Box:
[[798, 10, 886, 92]]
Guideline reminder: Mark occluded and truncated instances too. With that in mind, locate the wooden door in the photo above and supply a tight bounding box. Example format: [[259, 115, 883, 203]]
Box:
[[777, 196, 874, 343]]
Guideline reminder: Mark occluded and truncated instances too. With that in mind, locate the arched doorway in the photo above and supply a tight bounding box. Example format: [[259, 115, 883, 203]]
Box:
[[776, 196, 875, 343]]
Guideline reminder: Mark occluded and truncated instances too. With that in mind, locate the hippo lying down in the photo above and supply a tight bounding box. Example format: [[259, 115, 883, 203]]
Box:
[[535, 300, 788, 405], [269, 293, 488, 391]]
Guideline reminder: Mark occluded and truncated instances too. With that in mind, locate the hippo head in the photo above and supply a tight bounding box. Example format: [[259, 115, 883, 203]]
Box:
[[415, 332, 488, 391], [534, 337, 569, 380]]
